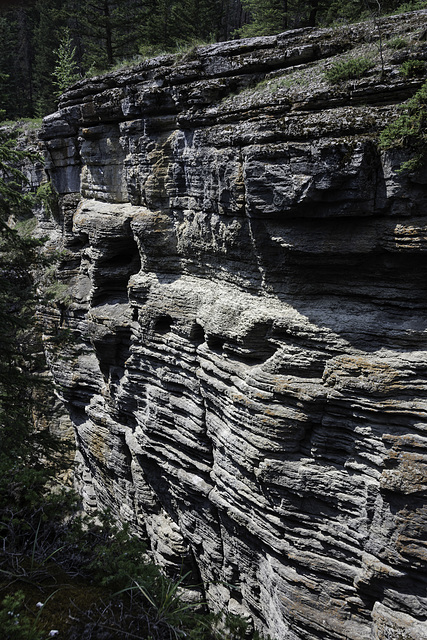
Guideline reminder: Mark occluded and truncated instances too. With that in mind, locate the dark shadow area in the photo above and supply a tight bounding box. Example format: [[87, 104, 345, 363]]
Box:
[[91, 235, 141, 306], [153, 314, 173, 334], [207, 334, 225, 353], [189, 321, 205, 345]]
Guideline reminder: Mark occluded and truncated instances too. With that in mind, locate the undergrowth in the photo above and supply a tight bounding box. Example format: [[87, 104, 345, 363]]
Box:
[[92, 37, 216, 76], [0, 455, 263, 639], [386, 36, 409, 49]]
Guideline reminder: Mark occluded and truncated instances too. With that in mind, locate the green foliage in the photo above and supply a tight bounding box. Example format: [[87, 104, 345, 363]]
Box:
[[74, 0, 146, 73], [236, 0, 337, 36], [0, 130, 56, 467], [0, 592, 44, 640], [236, 0, 289, 37], [119, 572, 201, 639], [35, 181, 58, 218], [33, 0, 65, 116], [1, 484, 261, 639], [379, 80, 427, 172], [44, 280, 72, 305], [386, 35, 409, 48], [14, 215, 38, 237], [86, 514, 155, 590], [322, 0, 367, 24], [399, 58, 426, 77], [171, 0, 224, 45], [0, 131, 36, 220], [220, 613, 249, 638], [0, 72, 9, 121], [0, 459, 76, 565], [392, 0, 427, 12], [1, 0, 427, 119], [0, 9, 34, 119], [324, 56, 374, 82], [53, 28, 80, 96]]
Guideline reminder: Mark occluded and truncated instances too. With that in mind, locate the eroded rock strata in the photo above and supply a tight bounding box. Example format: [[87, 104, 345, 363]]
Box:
[[40, 11, 427, 640]]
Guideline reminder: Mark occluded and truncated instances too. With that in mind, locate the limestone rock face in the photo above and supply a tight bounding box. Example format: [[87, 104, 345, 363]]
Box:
[[40, 12, 427, 640]]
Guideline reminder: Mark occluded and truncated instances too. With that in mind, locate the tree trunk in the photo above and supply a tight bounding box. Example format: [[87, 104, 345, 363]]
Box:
[[104, 0, 113, 65], [283, 0, 287, 29], [308, 0, 319, 26]]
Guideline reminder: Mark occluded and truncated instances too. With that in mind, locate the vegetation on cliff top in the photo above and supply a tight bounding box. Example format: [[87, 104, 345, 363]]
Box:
[[0, 0, 426, 120]]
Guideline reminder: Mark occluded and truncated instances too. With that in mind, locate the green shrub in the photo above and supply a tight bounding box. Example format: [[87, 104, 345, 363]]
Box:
[[379, 80, 427, 172], [325, 56, 374, 83], [86, 513, 157, 590], [386, 36, 409, 49], [400, 59, 427, 78], [393, 0, 427, 13], [0, 592, 44, 640]]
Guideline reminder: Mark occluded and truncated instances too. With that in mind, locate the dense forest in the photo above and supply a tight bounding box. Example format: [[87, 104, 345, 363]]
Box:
[[0, 0, 426, 120]]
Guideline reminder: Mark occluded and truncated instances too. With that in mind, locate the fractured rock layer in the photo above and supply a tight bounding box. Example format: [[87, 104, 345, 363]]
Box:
[[40, 11, 427, 640]]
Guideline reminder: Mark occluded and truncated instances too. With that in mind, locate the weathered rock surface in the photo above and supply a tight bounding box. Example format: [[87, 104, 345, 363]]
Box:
[[40, 11, 427, 640]]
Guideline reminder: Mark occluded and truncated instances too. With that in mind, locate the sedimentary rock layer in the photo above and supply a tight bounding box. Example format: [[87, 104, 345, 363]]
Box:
[[40, 11, 427, 640]]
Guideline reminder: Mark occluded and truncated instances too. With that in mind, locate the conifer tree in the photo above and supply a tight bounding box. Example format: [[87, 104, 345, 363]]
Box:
[[141, 0, 176, 51], [237, 0, 288, 37], [33, 0, 67, 116], [0, 128, 51, 461], [170, 0, 227, 44], [74, 0, 145, 72], [0, 7, 35, 119], [0, 13, 18, 120], [53, 28, 80, 96]]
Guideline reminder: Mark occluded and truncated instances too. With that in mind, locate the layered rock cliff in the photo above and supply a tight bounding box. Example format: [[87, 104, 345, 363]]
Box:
[[40, 11, 427, 640]]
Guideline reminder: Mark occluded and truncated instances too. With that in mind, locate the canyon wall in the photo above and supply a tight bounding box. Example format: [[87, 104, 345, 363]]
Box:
[[40, 11, 427, 640]]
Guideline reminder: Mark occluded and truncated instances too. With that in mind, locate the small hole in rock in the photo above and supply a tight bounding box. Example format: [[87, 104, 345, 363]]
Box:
[[207, 335, 224, 353], [190, 322, 205, 345], [154, 315, 173, 334]]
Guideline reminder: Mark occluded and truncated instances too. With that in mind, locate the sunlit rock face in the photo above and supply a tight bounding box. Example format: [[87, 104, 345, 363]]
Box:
[[40, 11, 427, 640]]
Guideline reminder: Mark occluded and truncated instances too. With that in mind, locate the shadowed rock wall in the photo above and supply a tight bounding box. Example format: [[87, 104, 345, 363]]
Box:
[[40, 11, 427, 640]]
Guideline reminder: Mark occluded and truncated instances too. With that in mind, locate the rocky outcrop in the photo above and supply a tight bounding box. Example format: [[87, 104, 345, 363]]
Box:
[[40, 11, 427, 640]]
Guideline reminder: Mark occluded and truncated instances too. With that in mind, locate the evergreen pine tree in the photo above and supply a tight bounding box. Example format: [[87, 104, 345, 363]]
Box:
[[53, 28, 80, 96], [73, 0, 145, 72], [237, 0, 288, 37], [142, 0, 176, 50], [0, 13, 19, 120], [0, 128, 53, 462], [170, 0, 227, 44], [0, 7, 35, 120], [110, 0, 147, 62], [33, 0, 67, 116]]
